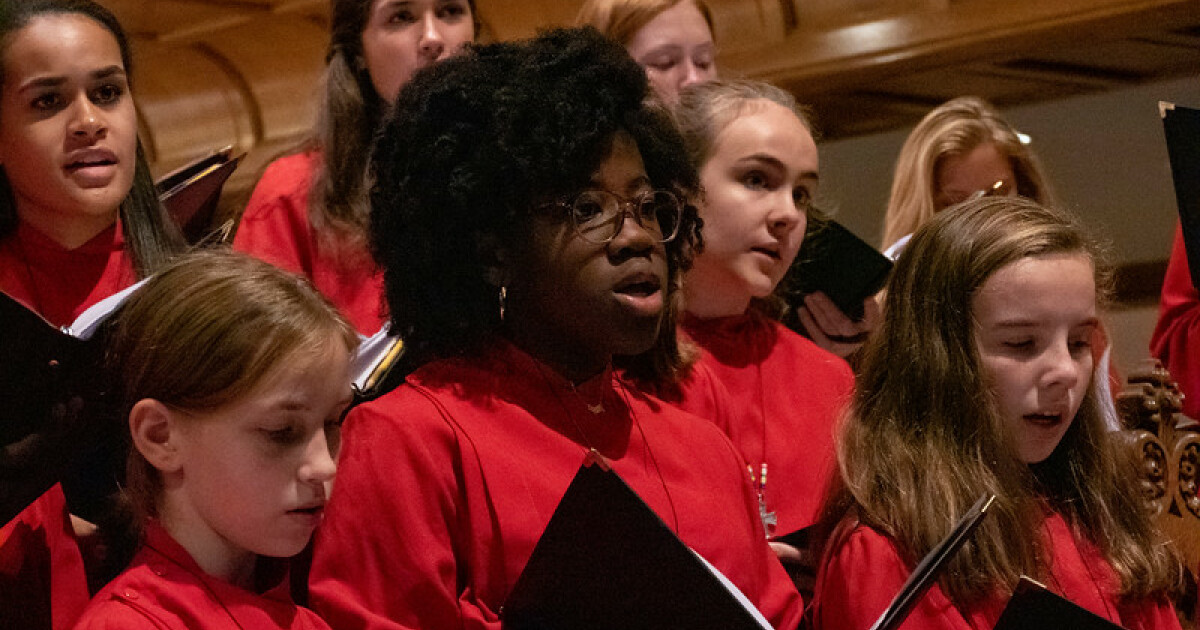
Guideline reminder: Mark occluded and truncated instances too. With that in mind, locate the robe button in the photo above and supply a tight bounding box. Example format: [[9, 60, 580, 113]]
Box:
[[123, 590, 138, 599]]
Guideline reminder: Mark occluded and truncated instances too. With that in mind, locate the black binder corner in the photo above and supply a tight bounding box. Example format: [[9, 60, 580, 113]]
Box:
[[502, 462, 771, 630]]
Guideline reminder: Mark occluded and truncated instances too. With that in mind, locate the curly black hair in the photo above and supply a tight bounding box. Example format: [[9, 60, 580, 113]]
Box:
[[370, 27, 702, 381]]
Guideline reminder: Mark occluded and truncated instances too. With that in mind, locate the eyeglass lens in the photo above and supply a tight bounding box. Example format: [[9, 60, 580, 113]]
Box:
[[570, 190, 681, 243]]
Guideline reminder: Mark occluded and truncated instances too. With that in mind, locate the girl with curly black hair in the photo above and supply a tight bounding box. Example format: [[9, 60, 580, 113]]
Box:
[[308, 27, 803, 630]]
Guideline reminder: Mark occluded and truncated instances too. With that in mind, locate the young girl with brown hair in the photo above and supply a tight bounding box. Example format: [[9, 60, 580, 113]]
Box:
[[0, 2, 182, 626], [72, 250, 357, 629], [813, 197, 1181, 630], [233, 0, 476, 334]]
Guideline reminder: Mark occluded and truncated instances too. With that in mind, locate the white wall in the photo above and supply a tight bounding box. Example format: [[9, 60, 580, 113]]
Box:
[[817, 73, 1200, 265], [814, 73, 1200, 373]]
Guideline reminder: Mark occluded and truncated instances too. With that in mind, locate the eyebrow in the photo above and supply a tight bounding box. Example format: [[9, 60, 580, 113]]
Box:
[[271, 390, 355, 411], [641, 44, 682, 55], [376, 0, 449, 11], [737, 153, 819, 181], [643, 41, 714, 55], [272, 400, 313, 412], [990, 317, 1099, 329], [17, 65, 126, 94], [589, 174, 651, 195]]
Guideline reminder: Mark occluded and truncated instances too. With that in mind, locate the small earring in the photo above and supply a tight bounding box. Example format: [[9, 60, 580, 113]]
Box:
[[499, 286, 507, 322]]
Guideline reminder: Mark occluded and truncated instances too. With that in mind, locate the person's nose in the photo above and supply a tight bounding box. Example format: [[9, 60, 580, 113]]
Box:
[[1040, 339, 1083, 394], [608, 202, 659, 257], [298, 426, 338, 487], [419, 13, 447, 60], [68, 96, 106, 142], [767, 189, 805, 238], [680, 60, 714, 89]]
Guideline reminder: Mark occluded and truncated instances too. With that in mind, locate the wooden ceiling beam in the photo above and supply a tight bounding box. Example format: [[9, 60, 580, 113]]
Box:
[[718, 0, 1200, 92], [977, 61, 1141, 90]]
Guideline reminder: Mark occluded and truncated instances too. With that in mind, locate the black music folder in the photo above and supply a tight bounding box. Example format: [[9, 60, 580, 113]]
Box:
[[156, 146, 242, 244], [501, 458, 773, 630], [0, 285, 398, 525], [1161, 102, 1200, 290], [783, 218, 892, 321], [868, 494, 995, 630], [993, 576, 1124, 630], [0, 285, 138, 524]]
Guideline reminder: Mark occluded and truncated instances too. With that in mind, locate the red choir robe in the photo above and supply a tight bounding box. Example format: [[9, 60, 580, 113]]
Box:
[[670, 310, 855, 537], [0, 219, 134, 629], [233, 151, 386, 335], [1150, 225, 1200, 419], [308, 339, 804, 630], [812, 512, 1181, 630], [72, 520, 330, 630], [0, 219, 135, 328]]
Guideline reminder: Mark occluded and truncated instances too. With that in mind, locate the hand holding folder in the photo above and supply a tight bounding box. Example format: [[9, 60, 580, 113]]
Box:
[[783, 218, 892, 321], [0, 283, 143, 524]]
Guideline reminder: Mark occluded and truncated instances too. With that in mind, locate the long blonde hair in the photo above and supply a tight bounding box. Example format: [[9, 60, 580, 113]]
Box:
[[882, 96, 1053, 251], [833, 196, 1180, 607], [576, 0, 713, 45]]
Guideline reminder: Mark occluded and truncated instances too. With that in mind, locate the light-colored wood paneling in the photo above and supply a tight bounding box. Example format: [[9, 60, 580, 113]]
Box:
[[84, 0, 1200, 200]]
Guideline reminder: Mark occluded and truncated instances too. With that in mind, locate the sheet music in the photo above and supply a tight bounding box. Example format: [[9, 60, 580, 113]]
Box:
[[64, 278, 148, 339], [690, 549, 773, 630]]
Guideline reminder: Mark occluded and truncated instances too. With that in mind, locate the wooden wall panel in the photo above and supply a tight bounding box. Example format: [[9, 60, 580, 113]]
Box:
[[198, 18, 327, 147], [132, 42, 255, 172], [87, 0, 1200, 198]]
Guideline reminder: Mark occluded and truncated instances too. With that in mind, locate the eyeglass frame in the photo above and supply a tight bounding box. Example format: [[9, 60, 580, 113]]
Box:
[[537, 188, 684, 244]]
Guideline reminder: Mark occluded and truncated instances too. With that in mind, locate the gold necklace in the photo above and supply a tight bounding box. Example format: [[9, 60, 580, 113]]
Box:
[[532, 361, 607, 457], [569, 380, 606, 415]]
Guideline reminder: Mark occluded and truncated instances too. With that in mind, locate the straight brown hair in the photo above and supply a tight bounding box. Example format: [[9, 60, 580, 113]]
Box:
[[110, 250, 358, 518], [827, 196, 1180, 606]]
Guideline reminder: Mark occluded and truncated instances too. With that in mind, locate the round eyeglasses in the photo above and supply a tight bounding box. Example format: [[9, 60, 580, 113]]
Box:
[[544, 189, 683, 244]]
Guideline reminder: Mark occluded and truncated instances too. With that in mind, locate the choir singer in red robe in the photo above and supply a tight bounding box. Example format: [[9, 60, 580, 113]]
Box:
[[306, 27, 803, 630]]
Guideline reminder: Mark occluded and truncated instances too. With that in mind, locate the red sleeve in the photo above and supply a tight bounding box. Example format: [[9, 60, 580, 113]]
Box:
[[1, 486, 90, 630], [70, 599, 171, 630], [1150, 225, 1200, 419], [233, 154, 317, 278], [308, 390, 495, 630], [671, 358, 739, 433], [813, 526, 973, 630]]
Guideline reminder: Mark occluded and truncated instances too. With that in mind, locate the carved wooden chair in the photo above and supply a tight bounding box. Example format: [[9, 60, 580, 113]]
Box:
[[1117, 359, 1200, 626]]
